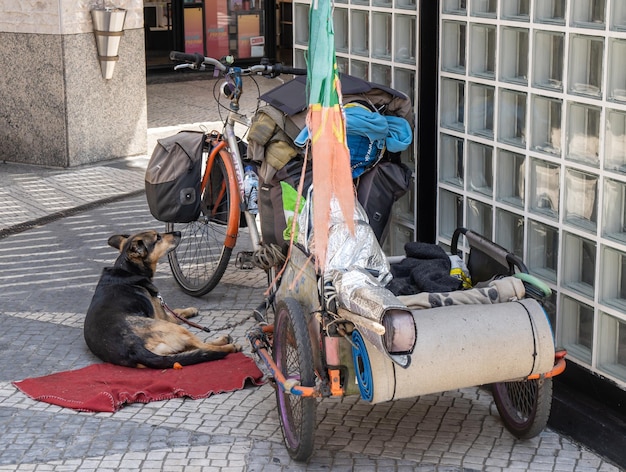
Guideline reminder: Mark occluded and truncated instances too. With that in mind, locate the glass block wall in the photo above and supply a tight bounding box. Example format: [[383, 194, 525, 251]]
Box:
[[438, 0, 626, 388], [291, 0, 420, 256]]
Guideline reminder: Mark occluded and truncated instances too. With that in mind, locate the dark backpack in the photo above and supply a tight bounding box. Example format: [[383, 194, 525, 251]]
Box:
[[356, 160, 413, 244], [145, 131, 205, 223]]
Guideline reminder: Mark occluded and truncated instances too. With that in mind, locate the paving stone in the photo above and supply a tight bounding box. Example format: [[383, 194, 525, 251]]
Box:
[[0, 78, 621, 472]]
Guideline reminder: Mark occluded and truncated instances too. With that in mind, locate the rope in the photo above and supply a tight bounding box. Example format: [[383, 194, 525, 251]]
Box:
[[252, 243, 286, 270], [158, 294, 255, 333]]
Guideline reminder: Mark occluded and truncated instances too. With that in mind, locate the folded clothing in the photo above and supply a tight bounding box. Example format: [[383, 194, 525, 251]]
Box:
[[387, 242, 463, 295]]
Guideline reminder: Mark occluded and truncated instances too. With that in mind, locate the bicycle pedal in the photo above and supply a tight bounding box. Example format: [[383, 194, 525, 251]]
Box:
[[236, 251, 255, 269]]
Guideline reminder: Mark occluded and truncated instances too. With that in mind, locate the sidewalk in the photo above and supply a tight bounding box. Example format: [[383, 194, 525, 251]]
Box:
[[0, 73, 277, 237], [0, 74, 622, 471]]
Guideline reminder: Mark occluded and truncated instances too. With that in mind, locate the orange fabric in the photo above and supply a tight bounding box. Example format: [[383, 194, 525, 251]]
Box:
[[307, 103, 355, 271]]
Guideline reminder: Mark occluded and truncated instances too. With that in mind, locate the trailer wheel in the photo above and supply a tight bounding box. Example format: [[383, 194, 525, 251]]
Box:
[[492, 377, 553, 439], [273, 297, 316, 462]]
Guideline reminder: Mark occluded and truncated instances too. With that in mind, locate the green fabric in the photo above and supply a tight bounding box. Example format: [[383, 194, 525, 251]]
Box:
[[307, 0, 340, 108], [266, 140, 298, 171], [248, 112, 277, 146], [280, 181, 306, 241]]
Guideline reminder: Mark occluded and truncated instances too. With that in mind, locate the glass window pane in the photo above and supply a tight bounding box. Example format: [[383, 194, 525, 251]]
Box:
[[560, 296, 594, 364], [566, 102, 601, 166], [466, 198, 492, 237], [439, 189, 464, 239], [336, 55, 349, 74], [528, 220, 559, 282], [443, 0, 467, 15], [600, 246, 626, 312], [394, 15, 417, 64], [389, 224, 414, 256], [471, 0, 497, 18], [470, 24, 496, 78], [530, 158, 560, 219], [439, 134, 464, 188], [608, 39, 626, 103], [501, 0, 530, 21], [500, 27, 529, 84], [395, 0, 416, 10], [603, 178, 626, 244], [294, 3, 309, 45], [441, 21, 467, 74], [534, 0, 566, 24], [568, 35, 604, 98], [350, 10, 369, 56], [440, 78, 465, 131], [533, 31, 564, 90], [373, 0, 391, 7], [496, 150, 525, 208], [530, 95, 562, 156], [371, 64, 391, 87], [372, 12, 392, 60], [611, 0, 626, 31], [498, 89, 527, 147], [394, 68, 415, 103], [350, 59, 369, 80], [564, 168, 598, 232], [467, 142, 493, 196], [333, 8, 349, 53], [598, 313, 626, 382], [571, 0, 606, 29], [605, 110, 626, 174], [468, 84, 495, 138], [496, 209, 524, 258], [562, 232, 596, 298]]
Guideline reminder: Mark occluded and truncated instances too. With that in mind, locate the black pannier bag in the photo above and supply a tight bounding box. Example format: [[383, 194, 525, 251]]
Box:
[[145, 131, 205, 223], [259, 158, 313, 246], [356, 160, 413, 243]]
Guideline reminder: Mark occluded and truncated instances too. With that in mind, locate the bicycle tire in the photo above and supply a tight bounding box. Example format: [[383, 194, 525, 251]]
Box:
[[492, 377, 553, 439], [167, 147, 240, 296], [273, 297, 317, 462]]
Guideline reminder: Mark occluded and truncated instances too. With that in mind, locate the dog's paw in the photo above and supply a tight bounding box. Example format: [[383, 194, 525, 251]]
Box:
[[175, 307, 199, 319], [229, 343, 243, 352], [212, 334, 233, 346]]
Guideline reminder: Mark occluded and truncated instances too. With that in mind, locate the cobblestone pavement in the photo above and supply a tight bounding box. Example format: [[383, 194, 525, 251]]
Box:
[[0, 74, 622, 471]]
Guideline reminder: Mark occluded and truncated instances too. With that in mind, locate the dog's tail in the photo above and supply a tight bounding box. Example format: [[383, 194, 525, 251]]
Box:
[[132, 347, 229, 369]]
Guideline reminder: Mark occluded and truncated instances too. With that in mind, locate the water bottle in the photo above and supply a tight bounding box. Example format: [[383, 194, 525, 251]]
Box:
[[449, 255, 472, 289], [243, 165, 258, 215]]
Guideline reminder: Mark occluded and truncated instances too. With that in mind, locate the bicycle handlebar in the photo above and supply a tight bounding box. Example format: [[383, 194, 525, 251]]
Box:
[[169, 51, 306, 77]]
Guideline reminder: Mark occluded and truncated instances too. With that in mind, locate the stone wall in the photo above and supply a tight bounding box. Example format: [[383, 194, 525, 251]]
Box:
[[0, 0, 147, 167]]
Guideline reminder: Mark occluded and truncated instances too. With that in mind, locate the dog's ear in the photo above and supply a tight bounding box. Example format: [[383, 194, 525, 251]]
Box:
[[128, 239, 147, 259], [107, 234, 129, 251]]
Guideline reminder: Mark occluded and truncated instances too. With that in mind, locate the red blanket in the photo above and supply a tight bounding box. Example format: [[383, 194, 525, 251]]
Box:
[[12, 352, 265, 413]]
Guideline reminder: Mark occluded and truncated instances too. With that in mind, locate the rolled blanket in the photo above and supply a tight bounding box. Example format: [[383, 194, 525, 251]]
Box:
[[397, 276, 526, 310]]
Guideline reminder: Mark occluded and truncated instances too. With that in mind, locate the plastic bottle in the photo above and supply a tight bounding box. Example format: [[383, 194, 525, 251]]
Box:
[[449, 255, 472, 289], [243, 165, 258, 215]]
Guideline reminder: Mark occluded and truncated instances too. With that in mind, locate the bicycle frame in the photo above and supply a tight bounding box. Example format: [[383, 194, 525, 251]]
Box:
[[167, 51, 306, 295], [200, 103, 262, 252], [223, 113, 262, 250]]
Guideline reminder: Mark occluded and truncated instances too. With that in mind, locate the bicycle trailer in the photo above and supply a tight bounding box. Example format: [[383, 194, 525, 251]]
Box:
[[248, 224, 566, 462]]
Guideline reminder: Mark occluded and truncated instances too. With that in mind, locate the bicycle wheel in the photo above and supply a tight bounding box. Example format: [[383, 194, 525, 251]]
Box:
[[167, 146, 240, 296], [492, 377, 553, 439], [273, 298, 317, 462]]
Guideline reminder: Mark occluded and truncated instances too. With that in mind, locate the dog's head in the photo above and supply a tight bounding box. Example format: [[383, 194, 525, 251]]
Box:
[[108, 230, 181, 277]]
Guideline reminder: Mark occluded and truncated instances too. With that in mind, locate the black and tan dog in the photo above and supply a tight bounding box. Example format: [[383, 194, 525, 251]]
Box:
[[84, 230, 240, 368]]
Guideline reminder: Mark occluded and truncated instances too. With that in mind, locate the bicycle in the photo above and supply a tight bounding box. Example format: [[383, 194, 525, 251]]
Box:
[[165, 51, 307, 297]]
